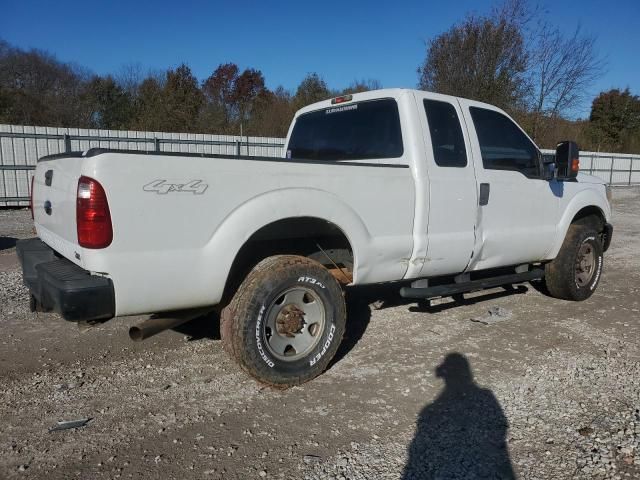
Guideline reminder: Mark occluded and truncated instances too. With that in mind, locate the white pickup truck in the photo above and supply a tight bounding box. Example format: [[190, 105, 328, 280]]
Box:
[[18, 89, 613, 386]]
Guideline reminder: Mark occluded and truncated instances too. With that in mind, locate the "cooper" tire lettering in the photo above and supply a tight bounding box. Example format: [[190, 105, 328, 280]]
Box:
[[591, 255, 603, 291], [309, 324, 336, 366], [255, 305, 275, 368]]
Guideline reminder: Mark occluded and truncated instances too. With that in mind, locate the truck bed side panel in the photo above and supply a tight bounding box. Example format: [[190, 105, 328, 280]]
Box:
[[77, 153, 415, 316]]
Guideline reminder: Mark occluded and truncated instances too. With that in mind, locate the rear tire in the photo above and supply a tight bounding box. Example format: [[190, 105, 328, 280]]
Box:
[[221, 255, 346, 387], [543, 224, 603, 301]]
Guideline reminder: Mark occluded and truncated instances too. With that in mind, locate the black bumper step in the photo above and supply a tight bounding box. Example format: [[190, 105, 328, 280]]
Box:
[[16, 239, 115, 322]]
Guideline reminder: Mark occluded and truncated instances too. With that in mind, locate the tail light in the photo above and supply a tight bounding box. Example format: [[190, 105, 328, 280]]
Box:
[[77, 176, 112, 249], [29, 176, 35, 219]]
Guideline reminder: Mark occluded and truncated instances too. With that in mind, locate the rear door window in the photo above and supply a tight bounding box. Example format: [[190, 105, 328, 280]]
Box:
[[470, 107, 540, 177], [423, 100, 467, 167], [287, 99, 403, 161]]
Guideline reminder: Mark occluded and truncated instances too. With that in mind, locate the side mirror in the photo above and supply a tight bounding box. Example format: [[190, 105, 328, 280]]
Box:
[[555, 141, 580, 180]]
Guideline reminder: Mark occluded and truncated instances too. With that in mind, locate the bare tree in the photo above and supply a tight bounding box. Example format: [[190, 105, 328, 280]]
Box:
[[417, 0, 607, 146], [115, 62, 144, 97], [248, 86, 296, 137], [528, 25, 605, 140], [342, 79, 383, 95], [418, 9, 529, 111]]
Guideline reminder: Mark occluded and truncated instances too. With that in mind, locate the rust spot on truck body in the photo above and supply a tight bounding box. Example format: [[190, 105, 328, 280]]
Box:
[[327, 267, 353, 284]]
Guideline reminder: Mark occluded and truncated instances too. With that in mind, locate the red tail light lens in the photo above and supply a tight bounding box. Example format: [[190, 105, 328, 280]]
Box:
[[77, 176, 112, 249], [29, 176, 35, 219]]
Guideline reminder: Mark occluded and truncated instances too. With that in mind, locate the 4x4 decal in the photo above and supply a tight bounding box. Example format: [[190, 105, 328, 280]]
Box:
[[143, 179, 208, 195]]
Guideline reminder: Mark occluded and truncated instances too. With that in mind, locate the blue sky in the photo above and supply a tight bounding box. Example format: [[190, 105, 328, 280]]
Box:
[[2, 0, 639, 118]]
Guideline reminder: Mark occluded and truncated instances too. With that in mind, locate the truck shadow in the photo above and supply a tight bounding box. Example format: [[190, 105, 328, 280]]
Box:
[[409, 285, 528, 313], [171, 284, 529, 364], [0, 236, 18, 251], [401, 352, 515, 479], [171, 290, 375, 363], [327, 283, 528, 370], [172, 311, 221, 341], [329, 289, 373, 368]]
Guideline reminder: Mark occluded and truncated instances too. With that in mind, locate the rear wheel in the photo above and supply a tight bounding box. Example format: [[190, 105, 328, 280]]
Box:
[[221, 255, 346, 387], [543, 224, 603, 301]]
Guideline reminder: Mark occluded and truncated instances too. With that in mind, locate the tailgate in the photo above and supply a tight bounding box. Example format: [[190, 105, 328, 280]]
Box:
[[32, 154, 85, 264]]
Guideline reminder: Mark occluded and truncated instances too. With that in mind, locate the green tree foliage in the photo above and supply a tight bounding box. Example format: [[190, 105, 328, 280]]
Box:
[[83, 75, 132, 129], [587, 89, 640, 153], [294, 73, 330, 110], [162, 64, 203, 132], [0, 40, 89, 126], [131, 76, 165, 131]]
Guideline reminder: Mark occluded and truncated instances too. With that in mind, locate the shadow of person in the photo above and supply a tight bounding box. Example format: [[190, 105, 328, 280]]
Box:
[[402, 353, 515, 480], [327, 287, 372, 369]]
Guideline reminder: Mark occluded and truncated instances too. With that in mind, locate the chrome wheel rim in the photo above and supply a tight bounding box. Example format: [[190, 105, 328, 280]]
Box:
[[263, 287, 326, 362], [575, 243, 596, 287]]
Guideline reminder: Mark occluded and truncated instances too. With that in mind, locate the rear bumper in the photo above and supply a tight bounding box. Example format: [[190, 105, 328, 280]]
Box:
[[16, 238, 115, 322]]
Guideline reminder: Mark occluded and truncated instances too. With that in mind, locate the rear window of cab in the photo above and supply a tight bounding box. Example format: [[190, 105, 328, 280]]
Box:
[[287, 99, 404, 161]]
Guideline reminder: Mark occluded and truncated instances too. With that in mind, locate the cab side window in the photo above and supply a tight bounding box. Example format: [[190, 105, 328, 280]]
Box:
[[424, 100, 467, 167], [470, 107, 540, 177]]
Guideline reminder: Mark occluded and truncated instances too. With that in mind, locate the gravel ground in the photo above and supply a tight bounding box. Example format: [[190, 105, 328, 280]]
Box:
[[0, 189, 639, 480]]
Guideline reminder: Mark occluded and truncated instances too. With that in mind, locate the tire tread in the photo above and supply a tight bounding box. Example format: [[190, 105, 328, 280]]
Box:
[[221, 255, 345, 387]]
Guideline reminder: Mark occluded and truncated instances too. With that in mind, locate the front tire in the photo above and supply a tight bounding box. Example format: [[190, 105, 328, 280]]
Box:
[[220, 255, 346, 387], [544, 224, 604, 301]]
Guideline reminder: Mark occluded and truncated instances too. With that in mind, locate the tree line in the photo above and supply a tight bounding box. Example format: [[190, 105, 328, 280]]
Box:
[[1, 0, 638, 152], [419, 0, 640, 153], [0, 39, 379, 138]]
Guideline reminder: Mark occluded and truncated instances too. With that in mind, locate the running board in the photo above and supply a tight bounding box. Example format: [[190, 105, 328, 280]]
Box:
[[399, 269, 544, 300]]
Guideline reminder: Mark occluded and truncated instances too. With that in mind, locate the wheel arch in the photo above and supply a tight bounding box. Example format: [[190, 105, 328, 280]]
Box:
[[202, 188, 370, 306], [571, 205, 606, 231], [221, 216, 357, 305], [548, 190, 610, 259]]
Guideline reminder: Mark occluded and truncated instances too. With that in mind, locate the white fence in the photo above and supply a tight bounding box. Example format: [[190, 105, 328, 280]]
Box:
[[541, 149, 640, 186], [0, 124, 285, 206], [1, 123, 639, 207]]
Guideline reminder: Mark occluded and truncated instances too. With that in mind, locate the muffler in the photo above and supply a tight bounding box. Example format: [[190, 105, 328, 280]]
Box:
[[129, 308, 211, 341]]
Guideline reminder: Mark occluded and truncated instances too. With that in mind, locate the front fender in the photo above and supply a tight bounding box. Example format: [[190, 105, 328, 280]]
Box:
[[201, 188, 373, 304], [548, 186, 611, 259]]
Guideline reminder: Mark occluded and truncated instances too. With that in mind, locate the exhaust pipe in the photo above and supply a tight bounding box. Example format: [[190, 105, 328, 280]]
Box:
[[129, 308, 211, 341]]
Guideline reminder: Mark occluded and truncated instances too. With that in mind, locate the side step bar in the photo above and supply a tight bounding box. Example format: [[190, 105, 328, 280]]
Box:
[[399, 269, 544, 300]]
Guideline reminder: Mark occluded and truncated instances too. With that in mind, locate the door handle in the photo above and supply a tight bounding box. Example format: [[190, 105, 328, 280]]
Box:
[[479, 183, 490, 206]]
